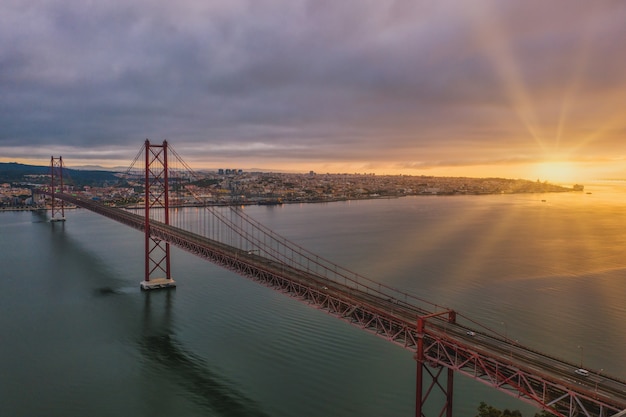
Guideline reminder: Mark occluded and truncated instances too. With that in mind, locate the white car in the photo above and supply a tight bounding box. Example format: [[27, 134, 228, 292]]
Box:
[[466, 331, 476, 336], [575, 368, 589, 377]]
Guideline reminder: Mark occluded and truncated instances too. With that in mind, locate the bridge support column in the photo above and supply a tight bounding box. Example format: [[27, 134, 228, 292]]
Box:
[[415, 311, 456, 417], [49, 156, 66, 222], [140, 139, 176, 290]]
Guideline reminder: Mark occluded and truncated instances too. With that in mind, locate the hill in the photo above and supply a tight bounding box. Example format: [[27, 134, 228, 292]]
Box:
[[0, 162, 120, 187]]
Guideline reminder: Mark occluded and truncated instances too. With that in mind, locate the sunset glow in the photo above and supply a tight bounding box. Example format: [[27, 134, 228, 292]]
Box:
[[530, 161, 580, 183], [0, 0, 624, 182]]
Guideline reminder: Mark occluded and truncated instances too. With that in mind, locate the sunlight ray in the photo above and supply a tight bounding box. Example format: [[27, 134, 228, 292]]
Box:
[[461, 0, 545, 151], [554, 16, 594, 152], [360, 198, 494, 288], [440, 202, 570, 291], [570, 107, 626, 155]]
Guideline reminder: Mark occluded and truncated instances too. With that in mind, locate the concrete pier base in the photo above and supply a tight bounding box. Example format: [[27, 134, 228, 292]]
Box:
[[140, 278, 177, 290]]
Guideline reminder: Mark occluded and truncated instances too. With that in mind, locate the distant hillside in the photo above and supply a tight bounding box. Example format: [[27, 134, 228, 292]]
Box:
[[0, 162, 120, 187], [0, 162, 49, 176]]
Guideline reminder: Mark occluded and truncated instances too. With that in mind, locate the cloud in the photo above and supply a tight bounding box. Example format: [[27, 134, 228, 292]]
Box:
[[1, 0, 625, 179]]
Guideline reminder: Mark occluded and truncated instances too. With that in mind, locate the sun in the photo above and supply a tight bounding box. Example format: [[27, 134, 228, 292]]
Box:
[[530, 161, 579, 183]]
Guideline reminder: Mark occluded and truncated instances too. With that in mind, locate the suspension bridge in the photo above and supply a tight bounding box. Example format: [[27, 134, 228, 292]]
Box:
[[39, 140, 626, 417]]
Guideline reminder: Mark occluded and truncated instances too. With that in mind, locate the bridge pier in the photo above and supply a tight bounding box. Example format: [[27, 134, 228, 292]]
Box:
[[140, 277, 176, 290], [415, 311, 456, 417]]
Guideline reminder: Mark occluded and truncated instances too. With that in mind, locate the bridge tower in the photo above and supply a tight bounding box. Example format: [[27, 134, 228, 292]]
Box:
[[415, 310, 456, 417], [140, 139, 176, 290], [49, 156, 66, 222]]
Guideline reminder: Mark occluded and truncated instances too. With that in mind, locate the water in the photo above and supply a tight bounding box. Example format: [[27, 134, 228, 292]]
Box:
[[1, 182, 626, 416]]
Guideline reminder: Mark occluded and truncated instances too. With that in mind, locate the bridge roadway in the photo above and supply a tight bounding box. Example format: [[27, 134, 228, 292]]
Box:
[[51, 192, 626, 416]]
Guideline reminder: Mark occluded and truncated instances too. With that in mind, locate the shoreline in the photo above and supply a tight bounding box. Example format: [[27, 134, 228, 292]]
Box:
[[0, 189, 584, 213]]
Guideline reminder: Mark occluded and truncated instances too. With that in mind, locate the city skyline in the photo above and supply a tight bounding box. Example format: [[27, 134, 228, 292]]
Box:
[[1, 0, 625, 183]]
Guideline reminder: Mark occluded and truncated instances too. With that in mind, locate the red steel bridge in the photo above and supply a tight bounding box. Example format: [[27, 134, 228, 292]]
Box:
[[40, 140, 626, 417]]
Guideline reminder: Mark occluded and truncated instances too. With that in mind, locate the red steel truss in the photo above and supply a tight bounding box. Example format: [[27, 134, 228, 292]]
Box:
[[143, 139, 171, 284], [49, 156, 66, 221], [417, 326, 625, 417]]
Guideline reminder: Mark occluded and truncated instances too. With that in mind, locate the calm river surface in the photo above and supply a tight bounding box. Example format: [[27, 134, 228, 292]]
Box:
[[1, 182, 625, 416]]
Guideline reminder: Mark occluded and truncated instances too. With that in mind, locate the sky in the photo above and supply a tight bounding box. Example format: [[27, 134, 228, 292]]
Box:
[[1, 0, 625, 183]]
